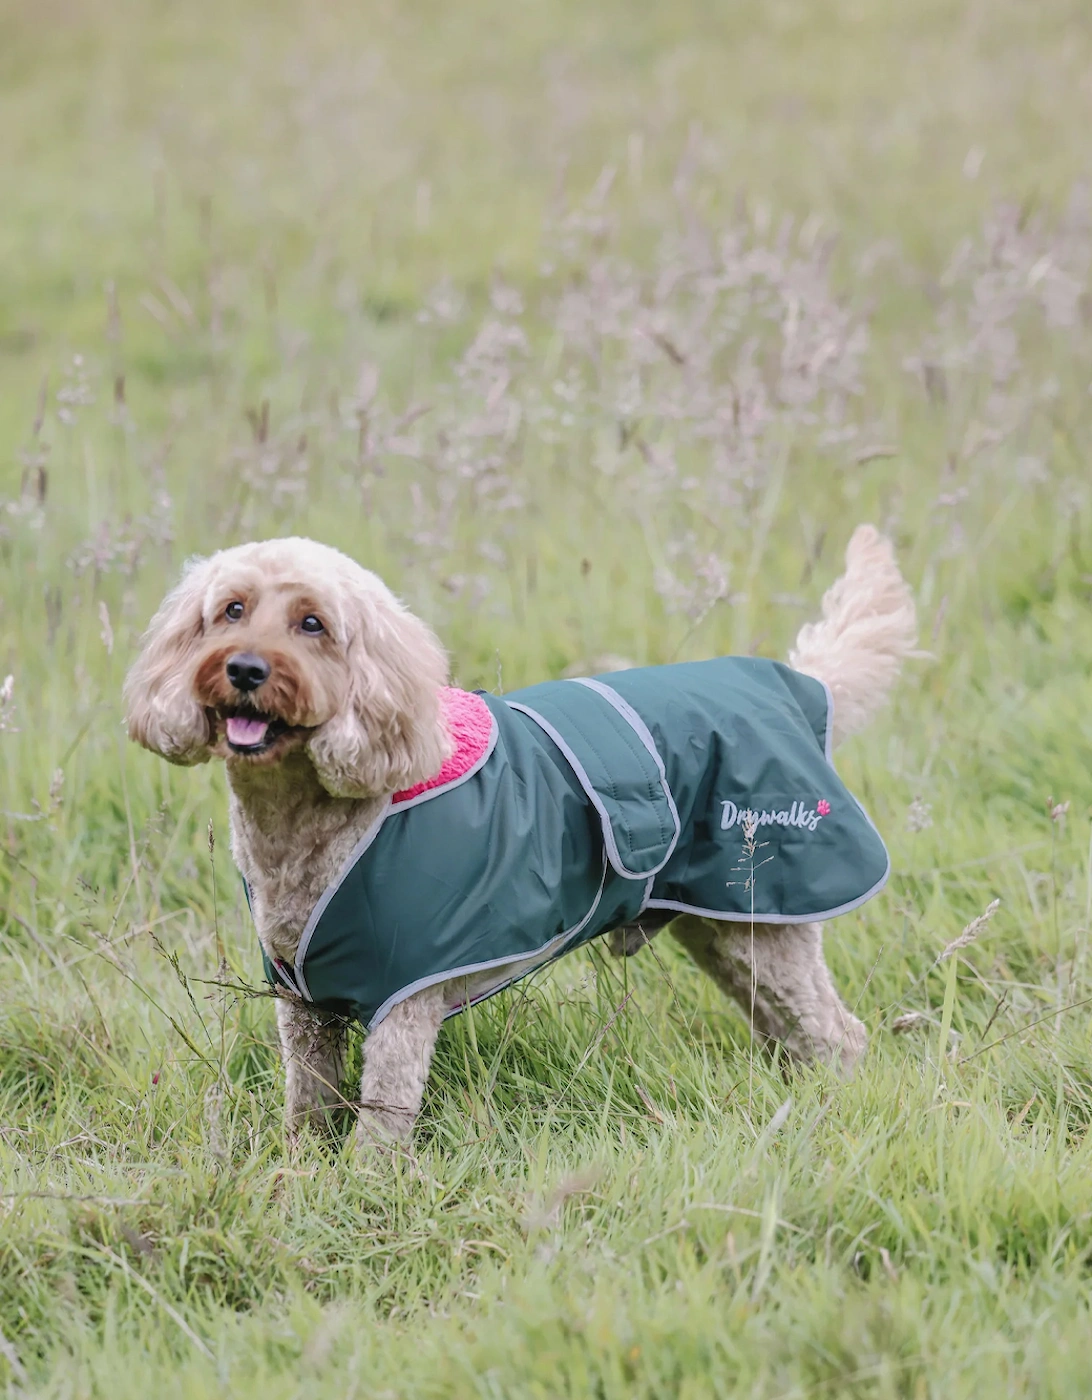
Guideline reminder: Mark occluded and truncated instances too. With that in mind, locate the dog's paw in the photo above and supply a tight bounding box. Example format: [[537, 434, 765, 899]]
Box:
[[796, 1012, 868, 1078], [354, 1107, 415, 1164], [830, 1014, 868, 1077]]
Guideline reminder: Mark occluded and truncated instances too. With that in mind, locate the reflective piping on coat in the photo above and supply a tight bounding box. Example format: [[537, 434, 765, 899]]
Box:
[[291, 711, 501, 1003], [365, 854, 609, 1030], [273, 957, 303, 997], [389, 712, 499, 812], [644, 688, 890, 929], [642, 852, 891, 926], [505, 699, 681, 880], [642, 692, 892, 927], [577, 669, 834, 770], [570, 677, 680, 785], [570, 676, 684, 867], [291, 797, 392, 1003]]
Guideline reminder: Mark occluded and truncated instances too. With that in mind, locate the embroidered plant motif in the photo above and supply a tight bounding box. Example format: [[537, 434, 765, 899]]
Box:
[[817, 799, 831, 816]]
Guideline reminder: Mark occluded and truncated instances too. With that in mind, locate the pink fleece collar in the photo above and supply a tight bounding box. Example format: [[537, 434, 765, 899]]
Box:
[[392, 688, 495, 806]]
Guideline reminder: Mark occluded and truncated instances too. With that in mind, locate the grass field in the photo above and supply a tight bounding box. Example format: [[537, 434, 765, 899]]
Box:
[[4, 0, 1092, 1394]]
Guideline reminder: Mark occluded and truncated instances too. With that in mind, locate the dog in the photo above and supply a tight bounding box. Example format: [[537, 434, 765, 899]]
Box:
[[124, 526, 916, 1151]]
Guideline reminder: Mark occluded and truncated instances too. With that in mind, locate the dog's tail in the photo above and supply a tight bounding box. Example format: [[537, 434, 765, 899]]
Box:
[[789, 525, 917, 748]]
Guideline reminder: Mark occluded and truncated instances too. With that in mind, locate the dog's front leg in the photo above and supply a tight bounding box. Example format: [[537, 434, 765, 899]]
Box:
[[356, 984, 446, 1154], [276, 994, 347, 1138]]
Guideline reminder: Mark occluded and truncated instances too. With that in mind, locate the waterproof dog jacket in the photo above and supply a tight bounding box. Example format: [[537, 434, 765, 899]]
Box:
[[258, 658, 890, 1030]]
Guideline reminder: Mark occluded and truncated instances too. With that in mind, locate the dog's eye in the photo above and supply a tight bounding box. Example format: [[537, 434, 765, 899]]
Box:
[[225, 601, 244, 621], [300, 615, 324, 635]]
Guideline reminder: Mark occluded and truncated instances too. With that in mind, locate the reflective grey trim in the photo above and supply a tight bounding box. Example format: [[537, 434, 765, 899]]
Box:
[[506, 696, 680, 880], [570, 677, 683, 869], [272, 958, 303, 998], [645, 669, 890, 926], [291, 797, 393, 1002], [366, 856, 609, 1030], [293, 712, 500, 1000], [644, 849, 891, 925], [571, 675, 683, 867], [572, 678, 672, 775], [389, 712, 499, 812]]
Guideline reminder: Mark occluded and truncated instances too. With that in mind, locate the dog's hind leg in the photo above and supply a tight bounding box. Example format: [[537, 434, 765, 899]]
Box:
[[607, 910, 676, 957], [669, 914, 866, 1073]]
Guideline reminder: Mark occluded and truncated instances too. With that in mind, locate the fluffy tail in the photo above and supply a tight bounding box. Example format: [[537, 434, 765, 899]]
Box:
[[789, 525, 917, 748]]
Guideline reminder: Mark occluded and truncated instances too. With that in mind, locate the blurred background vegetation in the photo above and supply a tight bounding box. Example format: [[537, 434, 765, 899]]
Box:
[[3, 2, 1092, 1395]]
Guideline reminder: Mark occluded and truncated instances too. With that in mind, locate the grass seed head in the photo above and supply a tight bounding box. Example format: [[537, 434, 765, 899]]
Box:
[[935, 899, 1002, 965]]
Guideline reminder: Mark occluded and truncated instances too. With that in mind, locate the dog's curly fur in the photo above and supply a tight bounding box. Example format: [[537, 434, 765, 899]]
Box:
[[124, 527, 916, 1153]]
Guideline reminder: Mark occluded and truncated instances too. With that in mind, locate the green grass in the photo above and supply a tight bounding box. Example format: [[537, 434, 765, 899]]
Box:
[[4, 0, 1092, 1393]]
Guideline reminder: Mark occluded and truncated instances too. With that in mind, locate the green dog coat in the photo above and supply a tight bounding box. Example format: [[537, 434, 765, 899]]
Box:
[[258, 658, 890, 1030]]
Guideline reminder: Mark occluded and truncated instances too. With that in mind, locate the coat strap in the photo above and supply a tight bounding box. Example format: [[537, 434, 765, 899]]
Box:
[[507, 679, 680, 879]]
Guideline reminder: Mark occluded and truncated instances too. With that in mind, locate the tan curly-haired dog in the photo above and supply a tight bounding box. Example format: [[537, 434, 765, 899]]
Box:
[[124, 528, 915, 1153]]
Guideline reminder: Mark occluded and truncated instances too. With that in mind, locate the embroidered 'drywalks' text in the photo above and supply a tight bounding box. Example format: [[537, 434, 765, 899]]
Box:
[[720, 799, 830, 833]]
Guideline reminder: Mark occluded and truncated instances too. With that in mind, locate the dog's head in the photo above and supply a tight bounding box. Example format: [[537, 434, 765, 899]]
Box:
[[123, 538, 450, 797]]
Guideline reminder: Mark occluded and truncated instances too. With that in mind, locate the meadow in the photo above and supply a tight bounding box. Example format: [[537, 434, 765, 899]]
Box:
[[3, 0, 1092, 1393]]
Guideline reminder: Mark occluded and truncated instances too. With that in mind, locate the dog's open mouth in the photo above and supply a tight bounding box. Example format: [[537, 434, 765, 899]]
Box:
[[216, 710, 299, 756]]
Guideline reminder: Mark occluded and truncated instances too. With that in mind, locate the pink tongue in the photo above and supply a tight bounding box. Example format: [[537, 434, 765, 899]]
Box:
[[226, 716, 270, 747]]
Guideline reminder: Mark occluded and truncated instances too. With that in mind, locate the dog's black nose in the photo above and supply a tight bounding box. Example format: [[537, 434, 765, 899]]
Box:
[[226, 652, 270, 692]]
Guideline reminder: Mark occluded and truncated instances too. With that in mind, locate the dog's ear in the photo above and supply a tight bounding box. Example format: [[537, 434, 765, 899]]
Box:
[[123, 558, 213, 765], [307, 581, 450, 798]]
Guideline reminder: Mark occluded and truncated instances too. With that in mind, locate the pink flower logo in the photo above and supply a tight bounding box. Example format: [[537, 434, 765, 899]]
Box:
[[816, 799, 831, 817]]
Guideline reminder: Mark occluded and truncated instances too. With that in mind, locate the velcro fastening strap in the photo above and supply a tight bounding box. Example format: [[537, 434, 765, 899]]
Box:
[[507, 678, 680, 879]]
